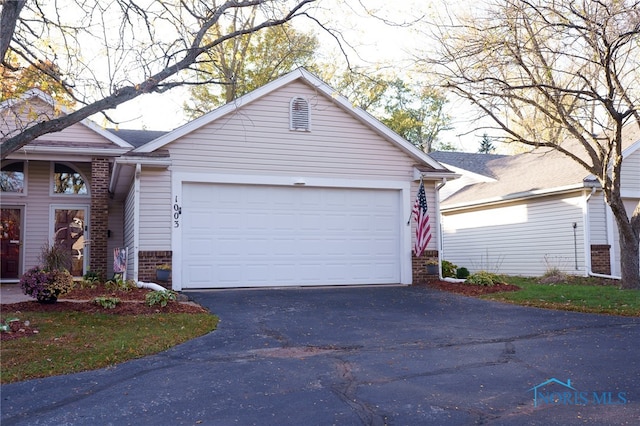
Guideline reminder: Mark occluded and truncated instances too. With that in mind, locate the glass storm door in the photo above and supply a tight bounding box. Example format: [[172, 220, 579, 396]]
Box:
[[53, 208, 88, 277], [1, 208, 22, 280]]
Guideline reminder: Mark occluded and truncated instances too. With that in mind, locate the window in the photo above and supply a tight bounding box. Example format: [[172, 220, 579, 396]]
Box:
[[53, 163, 87, 195], [290, 97, 311, 131], [0, 162, 25, 193]]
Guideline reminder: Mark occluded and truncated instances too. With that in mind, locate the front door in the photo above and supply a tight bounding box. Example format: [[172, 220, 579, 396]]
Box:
[[53, 207, 88, 277], [1, 207, 22, 280]]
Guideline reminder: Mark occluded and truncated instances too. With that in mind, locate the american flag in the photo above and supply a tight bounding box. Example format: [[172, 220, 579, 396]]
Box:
[[412, 181, 432, 257]]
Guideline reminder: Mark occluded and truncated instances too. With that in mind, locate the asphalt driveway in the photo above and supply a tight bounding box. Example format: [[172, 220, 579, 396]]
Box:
[[1, 285, 639, 425]]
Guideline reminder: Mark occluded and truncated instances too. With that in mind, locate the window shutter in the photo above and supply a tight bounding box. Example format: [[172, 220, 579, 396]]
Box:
[[290, 97, 310, 131]]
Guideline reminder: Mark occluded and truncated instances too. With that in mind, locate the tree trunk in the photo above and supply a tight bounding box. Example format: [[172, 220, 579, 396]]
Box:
[[618, 226, 640, 290], [609, 200, 640, 289]]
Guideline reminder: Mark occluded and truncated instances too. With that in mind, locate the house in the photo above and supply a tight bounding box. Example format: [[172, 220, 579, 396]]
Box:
[[1, 68, 456, 290], [430, 127, 640, 278]]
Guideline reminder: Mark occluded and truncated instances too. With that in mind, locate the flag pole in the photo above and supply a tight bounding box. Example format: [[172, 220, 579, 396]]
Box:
[[407, 176, 423, 225]]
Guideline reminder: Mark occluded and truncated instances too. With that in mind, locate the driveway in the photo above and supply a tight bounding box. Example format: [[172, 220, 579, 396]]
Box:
[[1, 286, 639, 425]]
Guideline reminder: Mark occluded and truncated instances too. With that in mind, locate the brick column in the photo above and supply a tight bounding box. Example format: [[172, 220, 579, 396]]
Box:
[[590, 245, 611, 275], [90, 157, 111, 278], [138, 251, 173, 289], [412, 250, 439, 285]]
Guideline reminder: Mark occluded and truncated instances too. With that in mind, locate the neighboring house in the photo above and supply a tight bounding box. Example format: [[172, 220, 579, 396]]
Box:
[[1, 68, 456, 289], [430, 127, 640, 277]]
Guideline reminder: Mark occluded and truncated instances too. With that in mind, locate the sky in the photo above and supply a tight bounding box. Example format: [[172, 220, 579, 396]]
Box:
[[98, 0, 485, 152]]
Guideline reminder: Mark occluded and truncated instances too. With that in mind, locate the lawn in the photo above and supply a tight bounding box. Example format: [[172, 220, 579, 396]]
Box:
[[1, 311, 217, 384], [2, 275, 638, 385], [485, 276, 640, 316]]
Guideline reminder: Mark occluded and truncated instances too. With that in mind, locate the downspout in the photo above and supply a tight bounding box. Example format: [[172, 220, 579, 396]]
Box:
[[435, 178, 464, 283], [133, 163, 141, 283], [585, 187, 621, 280], [132, 163, 170, 292]]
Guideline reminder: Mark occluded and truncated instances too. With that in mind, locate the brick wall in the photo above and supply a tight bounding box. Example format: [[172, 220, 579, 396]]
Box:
[[590, 244, 611, 275], [138, 251, 173, 289], [90, 158, 111, 278], [412, 250, 439, 285]]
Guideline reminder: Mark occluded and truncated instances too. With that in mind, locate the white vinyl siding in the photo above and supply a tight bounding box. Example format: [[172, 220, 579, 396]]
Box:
[[138, 168, 171, 250], [123, 182, 136, 277], [587, 192, 608, 245], [106, 200, 124, 277], [442, 194, 586, 276], [36, 122, 111, 145], [621, 149, 640, 196], [167, 81, 416, 181]]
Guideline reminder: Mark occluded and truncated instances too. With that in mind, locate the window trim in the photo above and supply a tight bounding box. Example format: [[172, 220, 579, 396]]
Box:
[[50, 162, 90, 197], [0, 160, 28, 196]]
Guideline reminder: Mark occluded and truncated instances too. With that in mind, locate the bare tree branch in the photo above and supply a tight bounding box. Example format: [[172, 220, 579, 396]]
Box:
[[1, 0, 320, 158]]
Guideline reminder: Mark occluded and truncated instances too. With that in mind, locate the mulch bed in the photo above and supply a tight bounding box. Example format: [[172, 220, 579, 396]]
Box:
[[421, 279, 521, 296], [1, 287, 209, 341]]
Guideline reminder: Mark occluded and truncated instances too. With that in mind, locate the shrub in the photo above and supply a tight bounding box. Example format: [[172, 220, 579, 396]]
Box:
[[441, 260, 458, 278], [20, 268, 51, 300], [456, 267, 470, 279], [20, 267, 74, 301], [81, 271, 102, 288], [466, 271, 501, 286], [145, 290, 177, 307], [105, 277, 137, 292], [49, 269, 74, 296], [93, 297, 120, 309]]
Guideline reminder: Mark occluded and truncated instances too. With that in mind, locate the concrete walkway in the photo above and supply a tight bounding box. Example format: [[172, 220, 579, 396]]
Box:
[[0, 284, 31, 304], [1, 285, 639, 425]]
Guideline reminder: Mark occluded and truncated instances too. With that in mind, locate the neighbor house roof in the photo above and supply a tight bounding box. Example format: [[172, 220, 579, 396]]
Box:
[[133, 67, 450, 173], [429, 151, 508, 179], [439, 124, 640, 209]]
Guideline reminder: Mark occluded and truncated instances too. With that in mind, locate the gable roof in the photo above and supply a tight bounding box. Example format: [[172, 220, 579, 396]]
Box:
[[441, 125, 640, 209], [134, 68, 449, 172], [1, 89, 133, 154]]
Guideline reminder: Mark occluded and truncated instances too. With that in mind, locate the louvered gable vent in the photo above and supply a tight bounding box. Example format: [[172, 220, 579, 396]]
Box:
[[290, 97, 310, 131]]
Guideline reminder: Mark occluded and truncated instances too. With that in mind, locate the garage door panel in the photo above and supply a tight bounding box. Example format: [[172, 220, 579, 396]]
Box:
[[182, 183, 402, 288]]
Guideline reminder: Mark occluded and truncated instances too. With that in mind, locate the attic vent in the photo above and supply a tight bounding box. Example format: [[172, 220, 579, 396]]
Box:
[[290, 97, 310, 131]]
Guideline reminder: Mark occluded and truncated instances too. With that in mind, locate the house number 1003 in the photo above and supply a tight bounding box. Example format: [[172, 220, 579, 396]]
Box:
[[173, 197, 182, 228]]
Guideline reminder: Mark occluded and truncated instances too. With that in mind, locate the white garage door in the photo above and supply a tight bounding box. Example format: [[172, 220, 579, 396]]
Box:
[[181, 182, 402, 288]]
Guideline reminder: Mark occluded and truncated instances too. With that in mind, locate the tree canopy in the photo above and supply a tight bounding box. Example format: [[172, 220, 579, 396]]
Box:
[[184, 23, 320, 118]]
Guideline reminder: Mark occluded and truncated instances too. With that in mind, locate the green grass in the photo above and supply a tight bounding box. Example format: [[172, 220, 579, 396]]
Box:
[[485, 276, 640, 316], [1, 312, 218, 384]]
